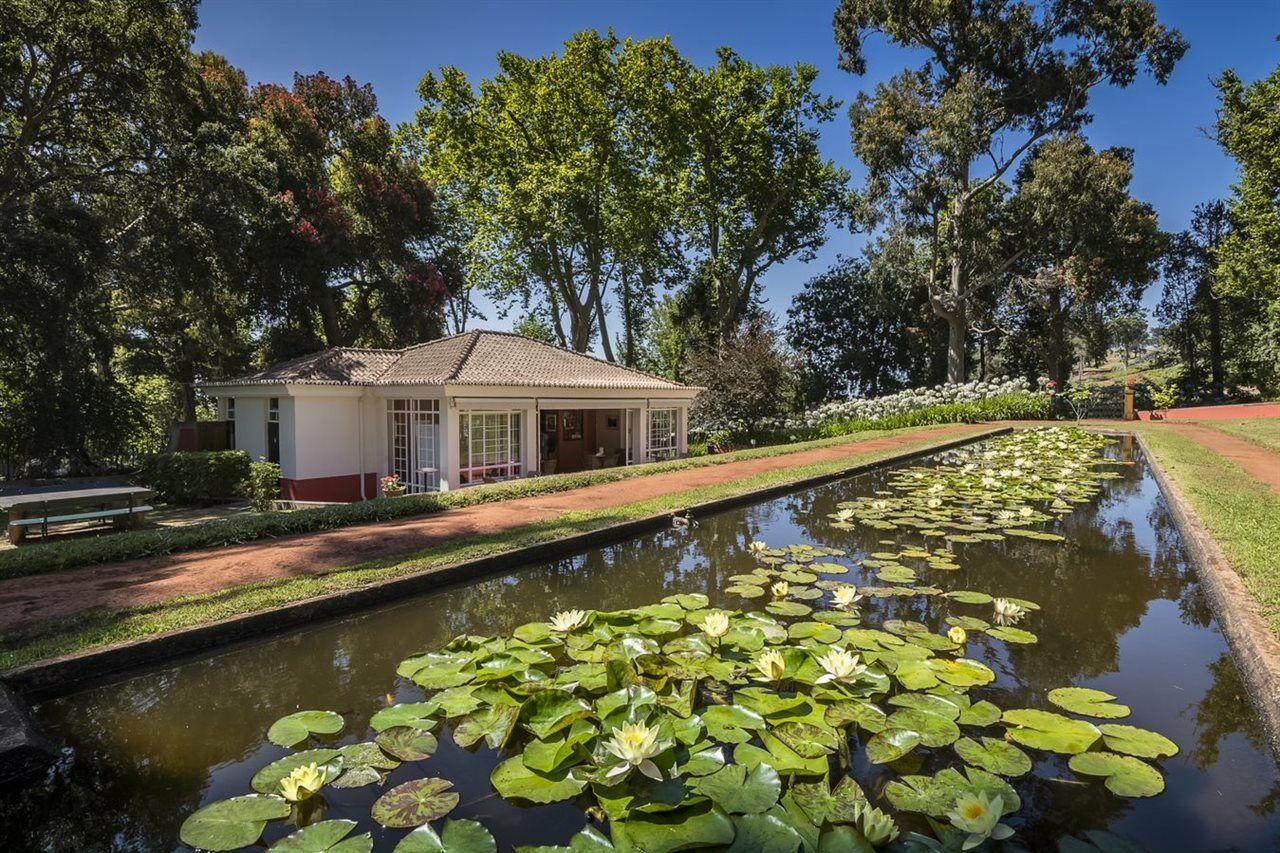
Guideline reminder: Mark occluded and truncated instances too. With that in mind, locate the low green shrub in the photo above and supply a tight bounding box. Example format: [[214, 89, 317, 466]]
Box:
[[243, 461, 281, 512], [139, 450, 252, 505]]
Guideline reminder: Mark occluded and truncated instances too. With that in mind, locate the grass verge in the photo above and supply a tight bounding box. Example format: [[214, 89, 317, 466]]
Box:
[[0, 426, 996, 671], [1139, 426, 1280, 634], [0, 411, 1037, 581]]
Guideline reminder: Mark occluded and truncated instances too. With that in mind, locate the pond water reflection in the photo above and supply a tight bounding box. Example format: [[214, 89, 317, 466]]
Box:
[[2, 439, 1278, 851]]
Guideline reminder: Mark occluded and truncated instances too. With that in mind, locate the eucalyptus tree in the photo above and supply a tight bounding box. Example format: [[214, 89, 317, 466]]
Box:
[[410, 31, 685, 359], [1214, 62, 1280, 300], [1003, 136, 1164, 384], [835, 0, 1186, 382], [1157, 202, 1230, 398], [671, 49, 850, 346]]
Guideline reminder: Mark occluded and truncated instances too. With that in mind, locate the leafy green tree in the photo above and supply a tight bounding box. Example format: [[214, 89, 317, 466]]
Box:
[[669, 50, 850, 346], [411, 31, 684, 359], [1107, 311, 1149, 373], [787, 247, 935, 403], [247, 72, 448, 352], [1214, 62, 1280, 299], [1002, 136, 1164, 383], [0, 0, 198, 471], [835, 0, 1186, 381]]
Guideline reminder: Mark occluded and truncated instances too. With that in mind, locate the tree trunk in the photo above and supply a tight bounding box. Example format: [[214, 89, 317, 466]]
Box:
[[943, 189, 968, 383], [1208, 293, 1224, 401], [1046, 289, 1068, 385], [314, 284, 343, 346]]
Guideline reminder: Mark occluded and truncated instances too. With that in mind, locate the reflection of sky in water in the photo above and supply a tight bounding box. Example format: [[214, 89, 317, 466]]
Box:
[[2, 443, 1278, 851]]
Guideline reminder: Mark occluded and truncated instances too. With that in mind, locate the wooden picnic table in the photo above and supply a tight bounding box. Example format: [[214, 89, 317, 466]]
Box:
[[2, 486, 156, 544]]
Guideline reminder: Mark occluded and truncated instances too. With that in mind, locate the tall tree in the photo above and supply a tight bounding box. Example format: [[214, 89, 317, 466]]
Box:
[[0, 0, 198, 471], [1214, 61, 1280, 300], [411, 31, 684, 358], [1003, 136, 1164, 384], [835, 0, 1186, 381], [787, 244, 935, 402], [247, 72, 447, 353], [671, 49, 850, 345]]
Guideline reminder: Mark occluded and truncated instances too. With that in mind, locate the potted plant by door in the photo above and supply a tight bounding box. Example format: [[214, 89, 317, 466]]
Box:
[[381, 474, 407, 497]]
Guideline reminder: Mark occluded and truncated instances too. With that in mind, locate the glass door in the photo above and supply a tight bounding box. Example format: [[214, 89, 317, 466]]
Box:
[[388, 400, 441, 492]]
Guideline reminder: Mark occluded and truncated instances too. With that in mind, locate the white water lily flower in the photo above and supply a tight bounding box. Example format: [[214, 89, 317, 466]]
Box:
[[549, 609, 587, 633], [1053, 482, 1068, 493], [701, 611, 730, 639], [871, 499, 889, 511], [947, 791, 1014, 850], [834, 508, 855, 522], [748, 540, 768, 555], [814, 648, 865, 684], [996, 510, 1014, 522], [602, 721, 667, 784], [992, 598, 1026, 626], [981, 477, 998, 488], [928, 483, 945, 494], [1018, 506, 1033, 518], [831, 585, 862, 610], [926, 497, 943, 508], [279, 762, 327, 802], [771, 581, 790, 599], [753, 648, 787, 682]]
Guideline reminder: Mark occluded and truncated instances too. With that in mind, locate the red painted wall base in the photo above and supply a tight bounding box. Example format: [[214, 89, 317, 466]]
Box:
[[281, 473, 377, 503]]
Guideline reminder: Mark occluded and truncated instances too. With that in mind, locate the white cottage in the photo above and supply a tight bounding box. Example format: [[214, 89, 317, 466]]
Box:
[[199, 330, 701, 502]]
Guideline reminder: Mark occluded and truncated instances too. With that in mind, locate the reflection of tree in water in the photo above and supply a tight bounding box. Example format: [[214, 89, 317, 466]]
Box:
[[1189, 652, 1280, 818]]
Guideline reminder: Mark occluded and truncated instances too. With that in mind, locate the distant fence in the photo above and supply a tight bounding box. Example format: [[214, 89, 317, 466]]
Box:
[[169, 420, 234, 452], [1051, 386, 1125, 420]]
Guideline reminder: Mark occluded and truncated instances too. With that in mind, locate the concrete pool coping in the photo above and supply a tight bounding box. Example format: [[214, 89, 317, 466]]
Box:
[[1, 427, 1009, 701], [1129, 429, 1280, 760]]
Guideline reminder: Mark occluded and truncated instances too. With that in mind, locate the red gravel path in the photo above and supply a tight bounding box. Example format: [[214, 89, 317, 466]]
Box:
[[0, 425, 988, 636], [1165, 423, 1280, 494]]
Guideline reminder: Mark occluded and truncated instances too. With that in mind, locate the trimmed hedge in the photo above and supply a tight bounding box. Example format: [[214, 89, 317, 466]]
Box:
[[0, 423, 1002, 581], [813, 393, 1050, 438], [140, 450, 252, 505]]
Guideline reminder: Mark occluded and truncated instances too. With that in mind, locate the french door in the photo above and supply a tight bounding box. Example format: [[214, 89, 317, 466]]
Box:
[[388, 399, 440, 492]]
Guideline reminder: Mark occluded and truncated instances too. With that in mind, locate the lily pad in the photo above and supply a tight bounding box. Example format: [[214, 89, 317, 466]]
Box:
[[693, 762, 782, 814], [1048, 687, 1131, 719], [453, 704, 521, 750], [765, 600, 813, 617], [375, 727, 439, 761], [773, 722, 842, 757], [886, 708, 960, 748], [703, 704, 767, 744], [394, 819, 497, 853], [272, 820, 372, 852], [179, 795, 290, 852], [372, 778, 460, 828], [865, 728, 921, 764], [332, 742, 400, 789], [1068, 752, 1165, 797], [267, 710, 344, 747], [1098, 724, 1179, 759], [490, 755, 588, 804], [1002, 709, 1101, 754], [727, 810, 806, 852], [523, 690, 594, 739], [610, 802, 735, 852], [370, 703, 439, 733], [954, 736, 1032, 777]]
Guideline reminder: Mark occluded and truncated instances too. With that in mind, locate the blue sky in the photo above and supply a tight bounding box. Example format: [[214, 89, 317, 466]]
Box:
[[196, 0, 1280, 332]]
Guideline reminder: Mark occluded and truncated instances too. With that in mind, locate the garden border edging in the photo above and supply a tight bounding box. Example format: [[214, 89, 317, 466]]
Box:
[[1, 427, 1008, 701], [1131, 430, 1280, 761]]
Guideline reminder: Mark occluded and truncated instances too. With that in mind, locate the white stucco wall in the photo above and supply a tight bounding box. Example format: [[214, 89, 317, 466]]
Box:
[[232, 396, 268, 463], [292, 395, 362, 480]]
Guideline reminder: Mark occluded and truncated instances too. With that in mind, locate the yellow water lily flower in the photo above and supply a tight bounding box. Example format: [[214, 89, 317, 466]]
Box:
[[549, 609, 587, 633], [279, 762, 327, 802], [753, 648, 787, 682], [992, 598, 1026, 626], [701, 611, 730, 640], [814, 648, 865, 685], [771, 581, 790, 599], [947, 626, 968, 645], [602, 721, 667, 784], [831, 585, 862, 610]]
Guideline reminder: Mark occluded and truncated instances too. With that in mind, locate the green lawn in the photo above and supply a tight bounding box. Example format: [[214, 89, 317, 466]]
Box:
[[1139, 426, 1280, 636], [0, 425, 996, 672], [1198, 418, 1280, 456]]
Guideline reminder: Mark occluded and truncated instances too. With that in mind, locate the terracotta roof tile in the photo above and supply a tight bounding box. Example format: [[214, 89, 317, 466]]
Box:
[[204, 331, 691, 391]]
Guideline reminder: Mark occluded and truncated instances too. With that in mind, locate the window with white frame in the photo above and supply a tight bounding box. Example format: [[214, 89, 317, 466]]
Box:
[[388, 399, 441, 492], [647, 408, 678, 460], [225, 397, 236, 449], [458, 411, 522, 485], [226, 397, 236, 420]]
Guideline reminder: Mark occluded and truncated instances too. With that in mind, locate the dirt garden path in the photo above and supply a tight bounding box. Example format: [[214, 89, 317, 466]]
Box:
[[0, 425, 990, 635], [1164, 423, 1280, 494]]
